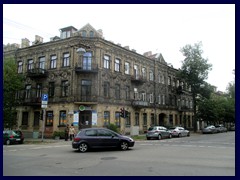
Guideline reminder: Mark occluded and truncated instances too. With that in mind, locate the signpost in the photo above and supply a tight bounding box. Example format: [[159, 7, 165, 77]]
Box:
[[41, 94, 48, 142]]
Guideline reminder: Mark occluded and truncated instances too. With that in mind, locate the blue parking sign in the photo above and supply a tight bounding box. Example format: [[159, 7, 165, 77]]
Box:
[[42, 94, 48, 101]]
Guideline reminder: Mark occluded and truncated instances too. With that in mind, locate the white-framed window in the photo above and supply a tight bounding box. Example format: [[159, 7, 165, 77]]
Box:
[[125, 62, 130, 74], [149, 93, 154, 103], [158, 95, 161, 104], [115, 58, 120, 72], [134, 65, 139, 78], [168, 76, 171, 86], [142, 93, 146, 101], [17, 61, 23, 73], [104, 55, 110, 69], [162, 75, 165, 84], [142, 67, 146, 79], [162, 95, 165, 105], [149, 70, 154, 81], [27, 59, 33, 71], [39, 57, 45, 69], [63, 53, 70, 67], [50, 55, 57, 69]]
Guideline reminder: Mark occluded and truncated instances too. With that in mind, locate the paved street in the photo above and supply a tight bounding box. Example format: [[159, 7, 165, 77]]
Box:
[[3, 132, 235, 176]]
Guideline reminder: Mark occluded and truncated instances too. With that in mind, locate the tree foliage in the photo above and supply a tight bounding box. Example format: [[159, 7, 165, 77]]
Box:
[[3, 56, 24, 129], [178, 42, 212, 132]]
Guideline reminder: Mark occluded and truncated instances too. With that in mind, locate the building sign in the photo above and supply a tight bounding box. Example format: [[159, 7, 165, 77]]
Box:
[[73, 111, 79, 126], [92, 110, 97, 126]]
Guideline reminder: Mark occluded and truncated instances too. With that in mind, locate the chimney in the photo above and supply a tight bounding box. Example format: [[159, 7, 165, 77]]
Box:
[[132, 49, 136, 53], [124, 46, 129, 50], [33, 35, 43, 45], [143, 51, 152, 57], [21, 38, 30, 48]]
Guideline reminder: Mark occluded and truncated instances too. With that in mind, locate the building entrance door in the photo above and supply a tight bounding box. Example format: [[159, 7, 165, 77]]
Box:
[[79, 111, 92, 129]]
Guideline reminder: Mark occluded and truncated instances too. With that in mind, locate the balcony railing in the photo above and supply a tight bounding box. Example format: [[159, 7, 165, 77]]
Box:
[[131, 75, 145, 84], [132, 100, 149, 108], [26, 68, 48, 78], [75, 63, 98, 74]]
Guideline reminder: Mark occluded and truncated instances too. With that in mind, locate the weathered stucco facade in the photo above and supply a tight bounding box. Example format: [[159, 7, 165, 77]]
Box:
[[4, 24, 194, 136]]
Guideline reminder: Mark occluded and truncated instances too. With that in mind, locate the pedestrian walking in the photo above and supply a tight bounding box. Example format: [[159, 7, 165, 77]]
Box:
[[64, 124, 69, 141], [69, 125, 76, 141]]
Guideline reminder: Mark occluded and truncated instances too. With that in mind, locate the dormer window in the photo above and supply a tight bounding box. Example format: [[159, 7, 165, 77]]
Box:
[[90, 31, 94, 38], [82, 30, 87, 37]]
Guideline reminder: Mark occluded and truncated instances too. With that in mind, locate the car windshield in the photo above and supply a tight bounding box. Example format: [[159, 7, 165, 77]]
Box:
[[148, 127, 157, 131]]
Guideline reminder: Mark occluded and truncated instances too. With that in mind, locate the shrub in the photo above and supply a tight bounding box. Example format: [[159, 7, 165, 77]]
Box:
[[106, 123, 120, 133], [52, 131, 65, 139]]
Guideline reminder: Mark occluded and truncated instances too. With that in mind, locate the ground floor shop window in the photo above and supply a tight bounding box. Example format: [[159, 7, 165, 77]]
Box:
[[59, 111, 67, 126], [104, 111, 110, 126], [46, 111, 53, 126], [115, 112, 120, 127]]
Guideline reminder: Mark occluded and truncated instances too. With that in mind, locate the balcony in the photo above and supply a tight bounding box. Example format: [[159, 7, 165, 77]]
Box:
[[131, 75, 145, 84], [132, 100, 149, 108], [74, 96, 98, 104], [22, 97, 41, 106], [75, 63, 98, 74], [26, 68, 48, 78]]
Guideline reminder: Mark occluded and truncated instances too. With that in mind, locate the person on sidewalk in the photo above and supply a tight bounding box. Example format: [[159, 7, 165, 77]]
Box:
[[64, 124, 69, 141], [69, 125, 76, 141]]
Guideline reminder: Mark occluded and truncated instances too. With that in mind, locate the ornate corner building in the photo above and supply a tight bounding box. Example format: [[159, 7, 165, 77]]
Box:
[[4, 24, 194, 136]]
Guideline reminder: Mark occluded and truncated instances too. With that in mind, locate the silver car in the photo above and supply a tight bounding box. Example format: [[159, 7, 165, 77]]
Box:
[[168, 127, 190, 137], [202, 125, 218, 134], [146, 126, 172, 140], [215, 125, 228, 133]]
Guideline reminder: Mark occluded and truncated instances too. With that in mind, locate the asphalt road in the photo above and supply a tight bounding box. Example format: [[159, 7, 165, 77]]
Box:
[[3, 132, 235, 176]]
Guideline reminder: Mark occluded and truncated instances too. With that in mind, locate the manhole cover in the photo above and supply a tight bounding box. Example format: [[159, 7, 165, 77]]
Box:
[[101, 157, 117, 160]]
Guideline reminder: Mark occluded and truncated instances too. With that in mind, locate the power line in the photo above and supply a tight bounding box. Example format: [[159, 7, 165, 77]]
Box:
[[3, 17, 56, 38]]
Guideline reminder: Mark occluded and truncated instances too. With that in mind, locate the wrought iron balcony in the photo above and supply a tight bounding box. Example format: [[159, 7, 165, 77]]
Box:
[[132, 100, 149, 108], [131, 75, 145, 84], [75, 63, 98, 74], [26, 68, 48, 78]]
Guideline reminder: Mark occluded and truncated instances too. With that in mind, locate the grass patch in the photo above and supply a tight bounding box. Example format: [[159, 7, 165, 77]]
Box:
[[131, 135, 146, 141]]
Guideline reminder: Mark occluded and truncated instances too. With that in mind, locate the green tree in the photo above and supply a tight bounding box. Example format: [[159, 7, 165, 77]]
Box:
[[178, 42, 212, 132], [3, 56, 24, 129]]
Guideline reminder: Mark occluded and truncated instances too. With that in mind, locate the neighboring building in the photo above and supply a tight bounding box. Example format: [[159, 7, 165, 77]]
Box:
[[3, 23, 194, 136]]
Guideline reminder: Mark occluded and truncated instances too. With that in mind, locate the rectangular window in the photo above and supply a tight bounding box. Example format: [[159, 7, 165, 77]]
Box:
[[36, 83, 42, 98], [158, 95, 161, 104], [125, 62, 130, 74], [149, 70, 154, 81], [115, 112, 121, 127], [115, 84, 120, 99], [50, 55, 57, 69], [59, 111, 67, 126], [125, 112, 131, 126], [103, 82, 110, 98], [46, 111, 53, 126], [25, 85, 31, 99], [104, 111, 110, 126], [150, 93, 154, 103], [61, 80, 69, 97], [83, 52, 92, 70], [115, 58, 120, 72], [63, 53, 70, 67], [27, 59, 33, 72], [168, 76, 171, 86], [39, 57, 45, 69], [81, 80, 92, 101], [162, 95, 165, 105], [104, 55, 110, 69], [134, 65, 139, 78], [18, 61, 23, 73], [49, 82, 55, 97], [135, 112, 139, 126], [142, 67, 146, 79], [142, 93, 146, 101]]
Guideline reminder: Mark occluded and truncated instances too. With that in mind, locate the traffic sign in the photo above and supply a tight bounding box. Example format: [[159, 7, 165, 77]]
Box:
[[41, 104, 48, 109], [42, 94, 48, 101]]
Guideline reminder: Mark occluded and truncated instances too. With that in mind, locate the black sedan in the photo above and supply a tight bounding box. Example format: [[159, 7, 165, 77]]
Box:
[[72, 128, 135, 152]]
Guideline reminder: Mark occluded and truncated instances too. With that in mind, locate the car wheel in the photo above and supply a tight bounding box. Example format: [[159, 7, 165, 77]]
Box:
[[6, 139, 11, 145], [169, 134, 172, 139], [120, 141, 129, 150], [78, 143, 88, 153], [147, 137, 150, 140], [158, 134, 162, 140]]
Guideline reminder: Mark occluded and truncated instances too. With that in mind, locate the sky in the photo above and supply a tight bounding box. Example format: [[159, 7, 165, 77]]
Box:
[[3, 4, 235, 92]]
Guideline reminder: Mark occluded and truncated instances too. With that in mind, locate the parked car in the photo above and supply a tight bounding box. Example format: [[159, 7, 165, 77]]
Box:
[[202, 125, 218, 134], [146, 126, 172, 140], [72, 128, 135, 153], [3, 130, 24, 145], [215, 125, 228, 133], [168, 126, 190, 137]]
